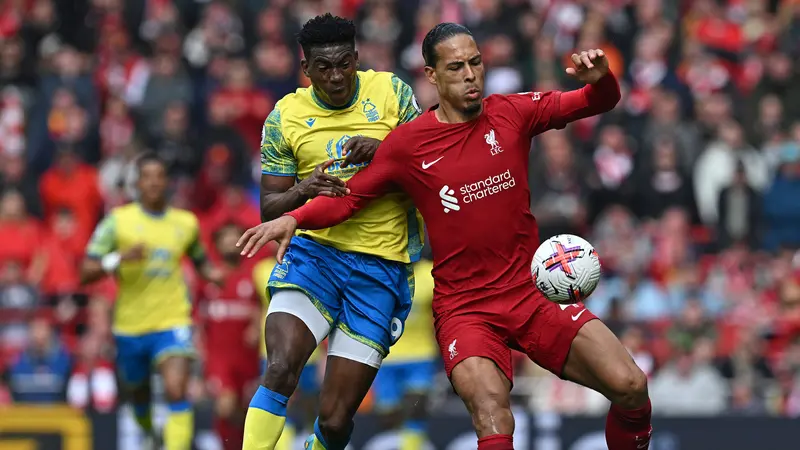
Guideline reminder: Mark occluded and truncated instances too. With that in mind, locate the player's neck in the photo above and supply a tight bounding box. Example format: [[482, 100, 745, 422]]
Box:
[[139, 201, 167, 216], [435, 102, 482, 124]]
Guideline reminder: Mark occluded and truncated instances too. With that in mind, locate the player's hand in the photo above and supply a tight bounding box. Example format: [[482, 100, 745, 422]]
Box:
[[565, 49, 610, 85], [341, 136, 381, 168], [121, 244, 146, 261], [236, 215, 298, 262], [296, 160, 350, 198]]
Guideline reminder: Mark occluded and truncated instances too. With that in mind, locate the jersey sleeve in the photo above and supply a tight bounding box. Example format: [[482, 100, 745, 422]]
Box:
[[86, 214, 117, 259], [261, 107, 297, 177], [186, 218, 207, 268], [288, 135, 402, 229], [392, 75, 422, 125], [505, 72, 621, 138]]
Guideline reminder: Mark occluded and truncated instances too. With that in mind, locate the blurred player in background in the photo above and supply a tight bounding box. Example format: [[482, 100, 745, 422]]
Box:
[[197, 223, 262, 450], [239, 24, 652, 450], [80, 153, 222, 450], [252, 256, 325, 450], [242, 13, 424, 450], [372, 257, 437, 450]]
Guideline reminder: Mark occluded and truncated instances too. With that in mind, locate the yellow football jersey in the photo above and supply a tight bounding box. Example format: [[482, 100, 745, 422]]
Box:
[[86, 203, 205, 335], [385, 259, 437, 362], [261, 70, 424, 263], [253, 258, 322, 364]]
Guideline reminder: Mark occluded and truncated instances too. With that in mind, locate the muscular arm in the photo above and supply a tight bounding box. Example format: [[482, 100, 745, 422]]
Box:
[[260, 175, 309, 222], [260, 106, 306, 222]]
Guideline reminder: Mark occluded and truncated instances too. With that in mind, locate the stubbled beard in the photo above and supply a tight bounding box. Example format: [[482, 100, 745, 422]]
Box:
[[463, 101, 482, 116]]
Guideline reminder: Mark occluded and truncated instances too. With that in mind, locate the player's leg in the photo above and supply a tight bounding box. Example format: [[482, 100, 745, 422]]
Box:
[[521, 298, 651, 450], [114, 334, 155, 436], [307, 337, 380, 450], [562, 320, 651, 450], [153, 327, 196, 450], [437, 314, 516, 450], [305, 253, 408, 450], [245, 237, 340, 450], [245, 293, 328, 450]]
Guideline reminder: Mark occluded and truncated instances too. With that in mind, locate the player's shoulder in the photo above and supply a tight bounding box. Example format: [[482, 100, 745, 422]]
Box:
[[360, 70, 410, 96], [359, 70, 394, 87], [269, 93, 298, 118], [109, 203, 139, 221], [485, 91, 553, 110], [167, 207, 200, 228]]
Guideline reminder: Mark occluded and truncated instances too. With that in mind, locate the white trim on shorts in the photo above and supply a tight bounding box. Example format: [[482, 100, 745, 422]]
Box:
[[266, 290, 383, 369]]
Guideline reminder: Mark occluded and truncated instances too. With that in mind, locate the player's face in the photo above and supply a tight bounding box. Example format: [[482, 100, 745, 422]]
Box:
[[137, 161, 168, 205], [303, 44, 359, 107], [425, 34, 485, 116]]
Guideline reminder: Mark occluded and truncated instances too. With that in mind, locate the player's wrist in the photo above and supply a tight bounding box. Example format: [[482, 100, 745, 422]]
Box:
[[289, 182, 311, 200], [100, 252, 121, 273]]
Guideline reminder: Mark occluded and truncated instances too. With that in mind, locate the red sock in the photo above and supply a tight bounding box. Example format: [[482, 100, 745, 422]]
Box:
[[215, 417, 244, 450], [605, 399, 652, 450], [478, 433, 514, 450]]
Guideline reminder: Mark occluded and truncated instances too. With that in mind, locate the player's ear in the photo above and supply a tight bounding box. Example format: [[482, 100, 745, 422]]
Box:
[[353, 50, 359, 69], [300, 59, 309, 78], [424, 65, 436, 85]]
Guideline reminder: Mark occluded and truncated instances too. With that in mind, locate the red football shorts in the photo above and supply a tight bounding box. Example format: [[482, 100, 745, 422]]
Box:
[[206, 351, 260, 399], [435, 282, 598, 383]]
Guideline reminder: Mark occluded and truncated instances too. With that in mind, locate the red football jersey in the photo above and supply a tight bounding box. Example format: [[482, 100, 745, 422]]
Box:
[[198, 260, 261, 355], [289, 74, 620, 321]]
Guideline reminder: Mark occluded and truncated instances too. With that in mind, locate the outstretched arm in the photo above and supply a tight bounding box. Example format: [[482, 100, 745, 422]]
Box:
[[507, 49, 621, 137], [237, 137, 402, 260]]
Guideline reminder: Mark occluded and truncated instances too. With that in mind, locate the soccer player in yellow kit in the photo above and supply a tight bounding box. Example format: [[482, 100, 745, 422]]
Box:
[[80, 153, 221, 450], [371, 258, 437, 450], [241, 13, 423, 450], [252, 257, 325, 450]]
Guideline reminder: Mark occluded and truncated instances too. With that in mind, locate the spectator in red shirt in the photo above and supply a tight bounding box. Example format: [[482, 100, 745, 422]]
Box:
[[208, 58, 272, 152], [38, 146, 102, 247], [40, 208, 82, 296], [0, 189, 46, 283]]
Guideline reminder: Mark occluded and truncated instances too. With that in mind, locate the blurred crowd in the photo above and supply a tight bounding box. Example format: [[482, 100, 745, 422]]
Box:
[[1, 0, 800, 419]]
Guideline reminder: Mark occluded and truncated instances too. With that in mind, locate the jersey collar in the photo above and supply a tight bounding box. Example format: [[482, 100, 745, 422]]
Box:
[[137, 202, 168, 218], [310, 73, 361, 111]]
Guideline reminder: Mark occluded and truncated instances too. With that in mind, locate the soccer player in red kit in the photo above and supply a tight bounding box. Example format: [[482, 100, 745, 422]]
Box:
[[199, 224, 262, 450], [237, 23, 652, 450]]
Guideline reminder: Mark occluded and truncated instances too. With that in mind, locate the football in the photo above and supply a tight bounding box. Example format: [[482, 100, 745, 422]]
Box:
[[530, 234, 601, 304]]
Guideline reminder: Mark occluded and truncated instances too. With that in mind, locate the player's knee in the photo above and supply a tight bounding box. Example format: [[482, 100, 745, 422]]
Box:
[[262, 358, 300, 396], [317, 409, 354, 444], [468, 391, 514, 436], [608, 365, 649, 409]]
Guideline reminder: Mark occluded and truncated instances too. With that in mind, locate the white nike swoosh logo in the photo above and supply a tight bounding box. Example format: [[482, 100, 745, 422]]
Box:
[[422, 156, 444, 169], [571, 309, 587, 321]]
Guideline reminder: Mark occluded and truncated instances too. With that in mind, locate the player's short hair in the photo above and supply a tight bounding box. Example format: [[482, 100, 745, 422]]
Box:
[[422, 23, 473, 67], [296, 13, 356, 58], [135, 151, 167, 173]]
